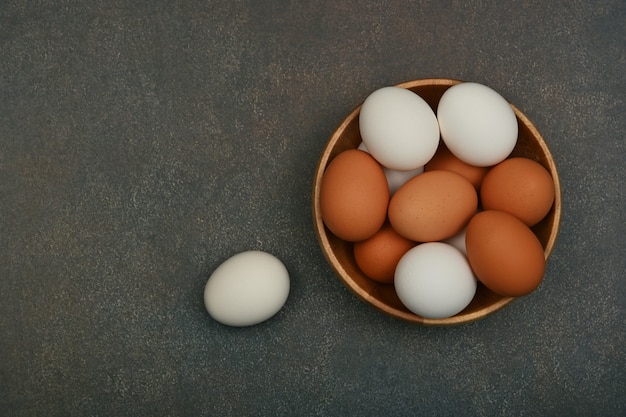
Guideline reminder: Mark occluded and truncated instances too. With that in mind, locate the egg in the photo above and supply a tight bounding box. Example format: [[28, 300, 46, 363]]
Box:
[[388, 170, 477, 242], [443, 225, 468, 256], [383, 166, 425, 195], [359, 86, 440, 171], [394, 242, 477, 319], [320, 149, 389, 242], [204, 251, 290, 327], [437, 82, 518, 167], [358, 141, 424, 194], [354, 223, 416, 284], [424, 142, 490, 190], [465, 210, 546, 297], [480, 157, 555, 226]]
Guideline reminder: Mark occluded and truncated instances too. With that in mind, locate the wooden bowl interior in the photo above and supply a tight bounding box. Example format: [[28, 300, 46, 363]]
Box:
[[313, 79, 561, 325]]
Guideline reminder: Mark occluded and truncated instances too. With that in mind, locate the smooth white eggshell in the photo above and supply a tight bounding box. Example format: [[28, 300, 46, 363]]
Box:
[[358, 141, 424, 194], [384, 166, 425, 195], [204, 251, 290, 327], [359, 86, 440, 171], [395, 242, 477, 319], [443, 225, 468, 256], [437, 82, 518, 167]]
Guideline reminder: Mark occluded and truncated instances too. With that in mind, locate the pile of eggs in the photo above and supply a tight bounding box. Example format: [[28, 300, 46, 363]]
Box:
[[319, 82, 555, 320]]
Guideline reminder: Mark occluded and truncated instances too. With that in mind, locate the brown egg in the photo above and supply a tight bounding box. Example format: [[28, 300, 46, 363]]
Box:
[[354, 223, 416, 284], [466, 210, 546, 297], [480, 157, 555, 226], [424, 143, 490, 190], [388, 170, 477, 242], [320, 149, 389, 242]]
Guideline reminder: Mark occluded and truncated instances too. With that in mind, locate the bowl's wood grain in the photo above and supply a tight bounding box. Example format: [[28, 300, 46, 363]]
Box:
[[313, 78, 561, 325]]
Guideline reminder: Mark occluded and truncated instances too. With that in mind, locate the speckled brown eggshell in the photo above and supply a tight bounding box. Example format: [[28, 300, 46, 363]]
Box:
[[388, 170, 477, 242], [480, 157, 555, 226], [354, 223, 417, 284], [465, 210, 546, 297], [320, 149, 389, 242]]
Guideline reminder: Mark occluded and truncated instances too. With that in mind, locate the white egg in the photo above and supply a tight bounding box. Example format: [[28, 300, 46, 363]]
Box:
[[395, 242, 477, 319], [384, 166, 425, 195], [437, 82, 518, 167], [359, 86, 440, 171], [443, 225, 467, 256], [358, 141, 424, 194], [204, 251, 290, 327]]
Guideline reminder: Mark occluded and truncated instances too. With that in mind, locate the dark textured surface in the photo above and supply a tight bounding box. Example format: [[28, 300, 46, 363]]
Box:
[[1, 1, 624, 416]]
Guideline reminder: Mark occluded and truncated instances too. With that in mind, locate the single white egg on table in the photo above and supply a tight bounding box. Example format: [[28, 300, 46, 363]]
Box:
[[437, 82, 518, 167], [204, 251, 290, 327], [359, 86, 440, 171], [358, 141, 424, 195], [395, 242, 477, 319]]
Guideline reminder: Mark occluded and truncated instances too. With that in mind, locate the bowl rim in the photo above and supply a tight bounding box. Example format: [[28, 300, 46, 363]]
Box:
[[312, 78, 562, 325]]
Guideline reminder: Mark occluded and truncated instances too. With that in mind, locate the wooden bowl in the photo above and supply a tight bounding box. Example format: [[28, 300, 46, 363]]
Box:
[[312, 78, 562, 325]]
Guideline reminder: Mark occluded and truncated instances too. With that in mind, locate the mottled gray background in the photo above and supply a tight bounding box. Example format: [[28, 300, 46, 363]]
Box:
[[1, 1, 624, 416]]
